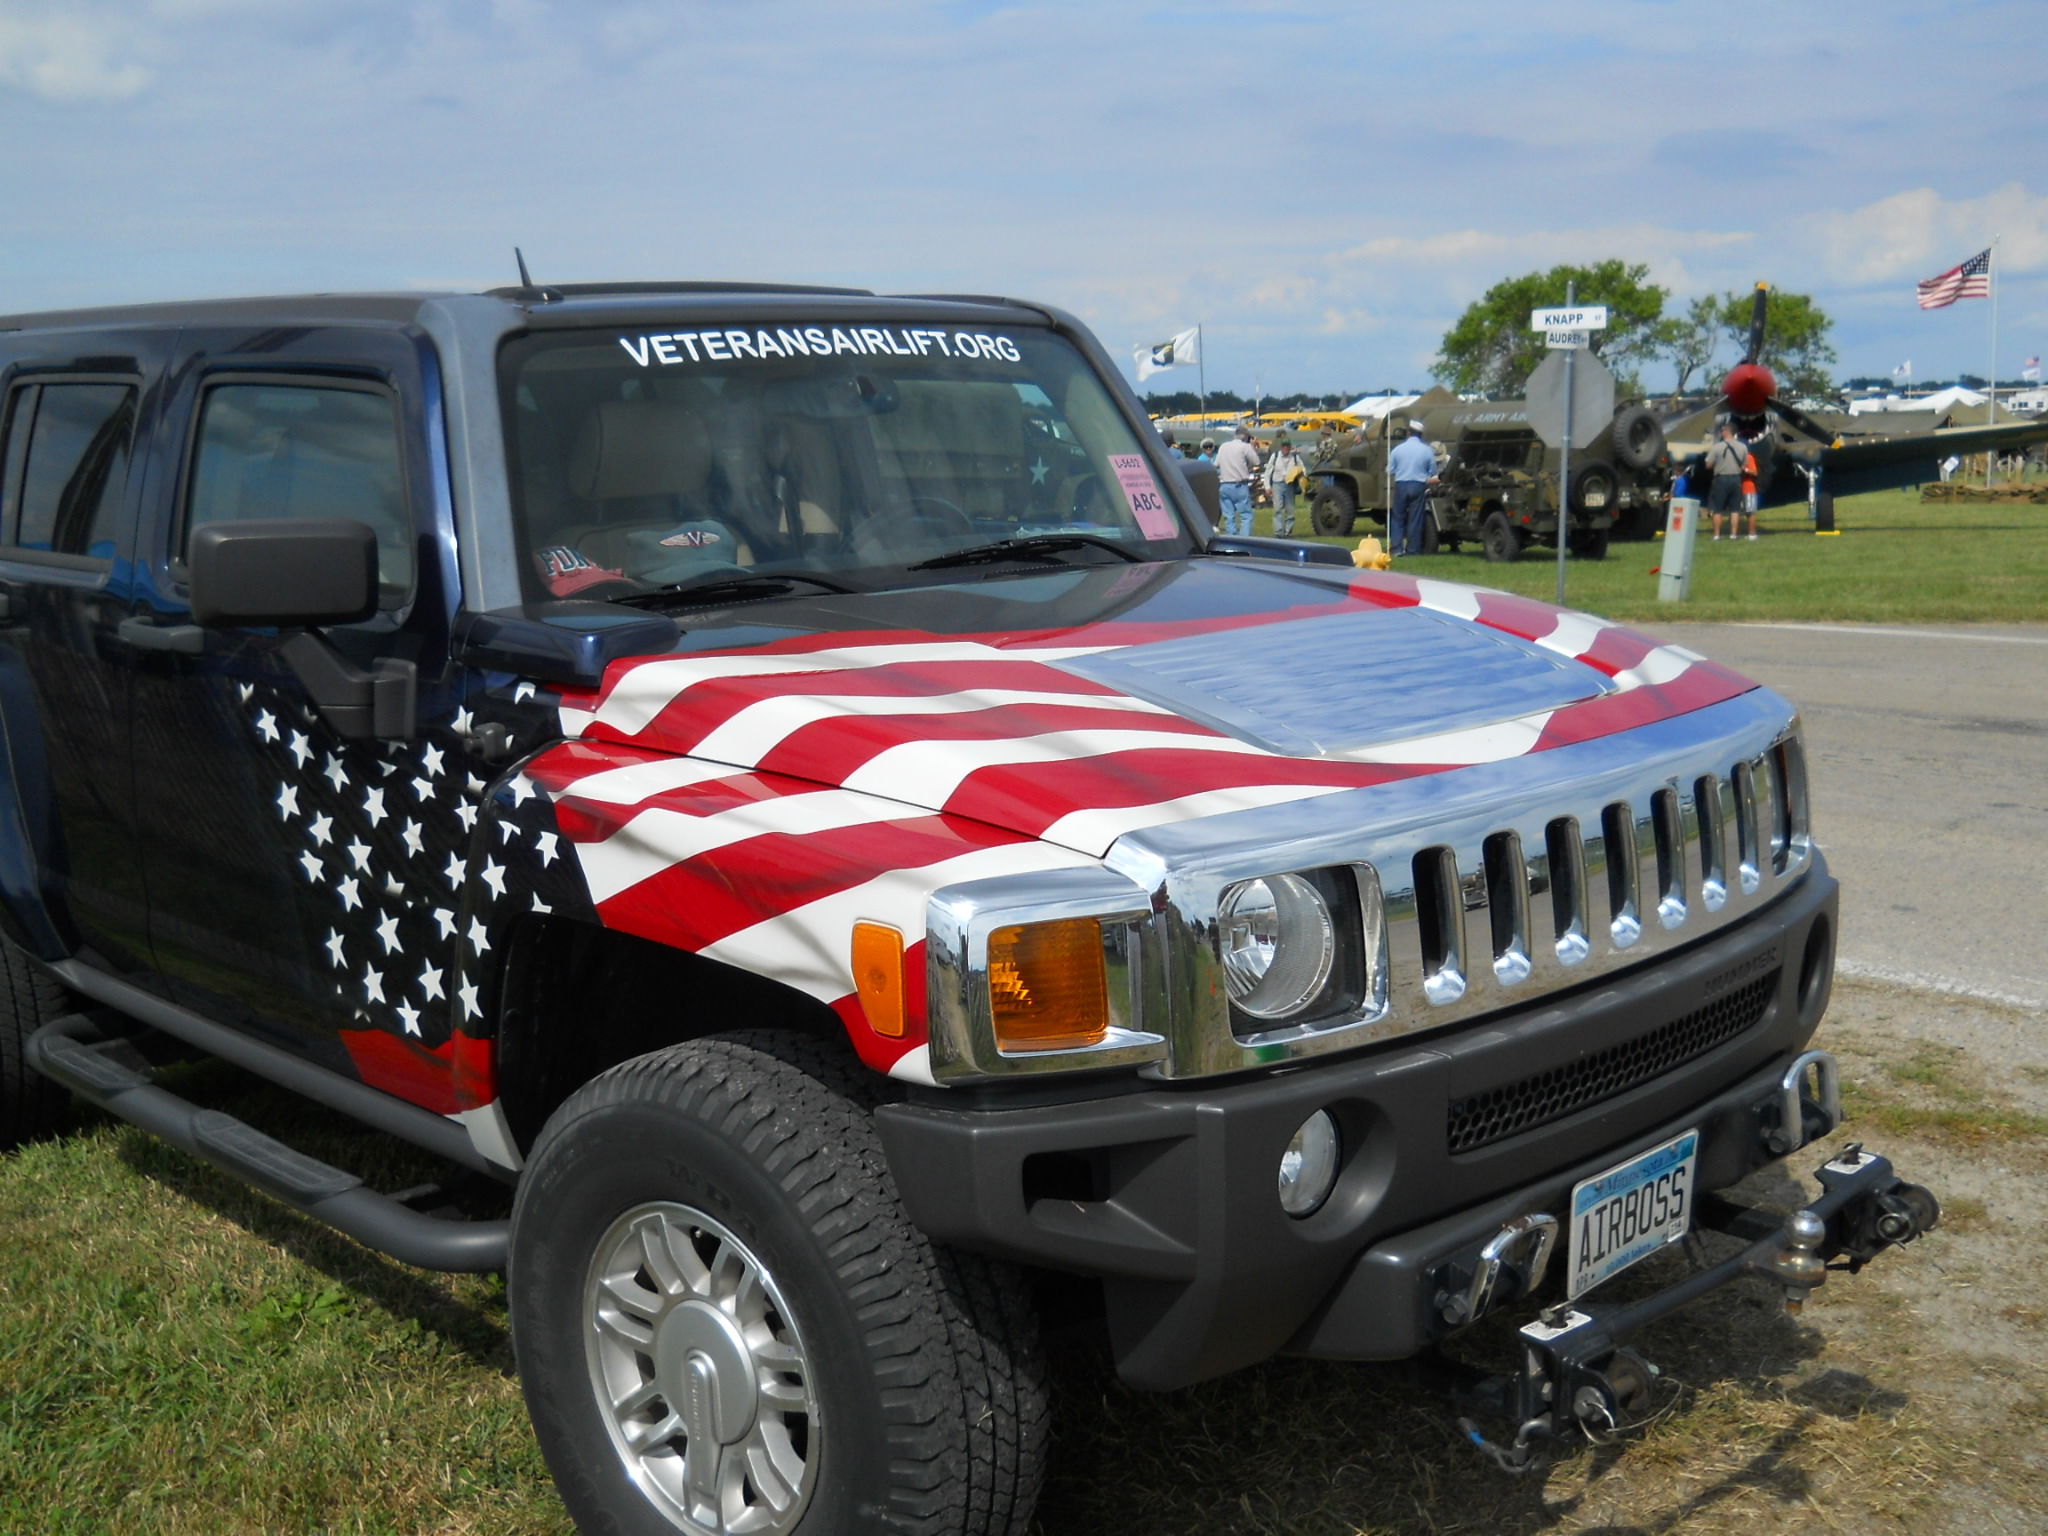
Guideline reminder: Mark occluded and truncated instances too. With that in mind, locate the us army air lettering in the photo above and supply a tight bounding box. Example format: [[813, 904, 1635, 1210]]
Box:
[[617, 326, 1024, 368]]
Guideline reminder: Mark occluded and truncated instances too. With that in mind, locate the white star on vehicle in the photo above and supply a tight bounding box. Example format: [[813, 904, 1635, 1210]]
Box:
[[384, 875, 404, 900], [363, 786, 387, 826], [307, 813, 333, 847], [401, 820, 425, 858], [434, 907, 457, 940], [444, 853, 465, 886], [337, 876, 362, 912], [498, 820, 518, 844], [363, 968, 386, 1004], [455, 802, 477, 832], [325, 930, 346, 967], [276, 784, 299, 821], [379, 758, 398, 777], [255, 710, 279, 743], [412, 776, 435, 801], [536, 831, 558, 865], [237, 683, 255, 703], [452, 707, 474, 735], [299, 851, 324, 883], [288, 731, 312, 768], [396, 1000, 421, 1037], [1029, 457, 1049, 485], [468, 917, 491, 953], [481, 860, 506, 899], [467, 774, 488, 796], [347, 839, 373, 872], [509, 776, 536, 806], [458, 977, 481, 1019], [514, 681, 537, 703], [421, 743, 445, 778], [419, 964, 445, 1001], [323, 755, 348, 793], [376, 913, 402, 954], [532, 896, 552, 914]]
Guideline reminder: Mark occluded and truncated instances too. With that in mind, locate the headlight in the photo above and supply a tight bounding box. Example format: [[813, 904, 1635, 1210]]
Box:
[[1218, 872, 1336, 1019]]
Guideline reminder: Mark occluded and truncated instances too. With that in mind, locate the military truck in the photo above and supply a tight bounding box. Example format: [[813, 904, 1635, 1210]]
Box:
[[1307, 391, 1672, 558]]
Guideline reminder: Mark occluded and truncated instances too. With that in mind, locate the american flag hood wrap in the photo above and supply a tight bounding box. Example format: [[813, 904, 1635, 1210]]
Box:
[[518, 562, 1758, 1085]]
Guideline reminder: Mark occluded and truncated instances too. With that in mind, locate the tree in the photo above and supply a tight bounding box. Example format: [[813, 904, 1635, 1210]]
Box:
[[1715, 289, 1838, 398], [1433, 260, 1673, 398], [1666, 295, 1722, 399]]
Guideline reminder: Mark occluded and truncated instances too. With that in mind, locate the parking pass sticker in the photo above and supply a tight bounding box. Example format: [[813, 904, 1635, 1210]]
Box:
[[1110, 455, 1175, 539]]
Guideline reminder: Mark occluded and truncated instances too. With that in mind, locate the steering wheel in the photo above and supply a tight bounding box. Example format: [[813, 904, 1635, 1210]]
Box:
[[848, 496, 978, 560]]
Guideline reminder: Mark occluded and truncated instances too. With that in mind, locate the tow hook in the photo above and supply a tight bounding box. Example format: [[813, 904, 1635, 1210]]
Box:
[[1451, 1143, 1939, 1473]]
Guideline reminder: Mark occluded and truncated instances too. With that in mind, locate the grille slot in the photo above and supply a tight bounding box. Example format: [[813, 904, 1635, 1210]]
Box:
[[1412, 846, 1468, 1005], [1445, 969, 1780, 1154], [1600, 802, 1641, 948]]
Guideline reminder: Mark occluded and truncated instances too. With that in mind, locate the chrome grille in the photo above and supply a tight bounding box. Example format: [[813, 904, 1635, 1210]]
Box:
[[1445, 968, 1780, 1153]]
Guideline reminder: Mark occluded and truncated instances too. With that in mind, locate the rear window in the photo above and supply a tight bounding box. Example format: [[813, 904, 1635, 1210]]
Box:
[[0, 380, 137, 560]]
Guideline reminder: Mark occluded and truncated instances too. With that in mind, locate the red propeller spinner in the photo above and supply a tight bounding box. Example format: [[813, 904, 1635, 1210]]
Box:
[[1713, 283, 1834, 442], [1722, 359, 1776, 417]]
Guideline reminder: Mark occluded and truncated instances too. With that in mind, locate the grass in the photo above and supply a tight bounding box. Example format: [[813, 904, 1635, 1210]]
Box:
[[1259, 484, 2048, 625]]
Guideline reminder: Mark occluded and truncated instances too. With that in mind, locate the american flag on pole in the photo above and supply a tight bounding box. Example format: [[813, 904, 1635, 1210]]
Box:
[[1917, 248, 1992, 310], [2024, 356, 2042, 384]]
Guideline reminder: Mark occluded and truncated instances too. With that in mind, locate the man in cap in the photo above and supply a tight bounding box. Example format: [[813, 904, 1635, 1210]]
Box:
[[1387, 418, 1439, 557], [1213, 424, 1262, 537]]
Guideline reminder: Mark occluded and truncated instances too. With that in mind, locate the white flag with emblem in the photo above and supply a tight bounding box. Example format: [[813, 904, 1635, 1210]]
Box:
[[1135, 326, 1199, 382]]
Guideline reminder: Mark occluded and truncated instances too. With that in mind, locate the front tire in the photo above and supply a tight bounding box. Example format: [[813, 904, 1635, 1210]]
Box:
[[1309, 481, 1357, 536], [1481, 510, 1522, 563], [510, 1033, 1046, 1536]]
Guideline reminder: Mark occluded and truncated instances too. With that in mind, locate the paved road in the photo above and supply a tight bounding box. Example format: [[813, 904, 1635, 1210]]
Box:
[[1654, 622, 2048, 1012]]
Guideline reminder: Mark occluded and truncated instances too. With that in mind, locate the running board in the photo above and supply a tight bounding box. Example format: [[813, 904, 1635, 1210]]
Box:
[[27, 1016, 507, 1273]]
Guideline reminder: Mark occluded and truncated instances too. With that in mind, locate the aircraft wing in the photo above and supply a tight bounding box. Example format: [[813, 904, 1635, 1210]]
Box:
[[1815, 416, 2048, 473]]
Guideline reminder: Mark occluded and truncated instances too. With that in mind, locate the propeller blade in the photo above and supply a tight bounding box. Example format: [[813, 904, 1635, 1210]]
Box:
[[1769, 395, 1838, 446], [1744, 283, 1769, 366]]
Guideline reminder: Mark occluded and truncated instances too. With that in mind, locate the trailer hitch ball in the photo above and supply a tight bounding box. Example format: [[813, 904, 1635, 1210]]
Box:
[[1775, 1208, 1828, 1313]]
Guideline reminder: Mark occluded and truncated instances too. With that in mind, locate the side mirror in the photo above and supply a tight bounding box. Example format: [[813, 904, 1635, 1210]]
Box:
[[188, 519, 378, 628]]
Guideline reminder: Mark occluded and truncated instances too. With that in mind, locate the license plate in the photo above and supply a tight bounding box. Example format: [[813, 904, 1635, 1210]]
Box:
[[1566, 1129, 1698, 1299]]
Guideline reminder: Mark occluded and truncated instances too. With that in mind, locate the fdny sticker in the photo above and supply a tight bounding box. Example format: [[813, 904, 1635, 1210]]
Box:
[[618, 327, 1023, 368]]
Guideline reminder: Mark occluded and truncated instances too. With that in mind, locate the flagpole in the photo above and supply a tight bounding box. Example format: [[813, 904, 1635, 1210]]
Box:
[[1197, 324, 1206, 425], [1987, 235, 2001, 487]]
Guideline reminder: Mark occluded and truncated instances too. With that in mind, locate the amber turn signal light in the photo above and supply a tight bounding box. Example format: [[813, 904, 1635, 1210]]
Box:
[[852, 922, 906, 1037], [988, 918, 1108, 1052]]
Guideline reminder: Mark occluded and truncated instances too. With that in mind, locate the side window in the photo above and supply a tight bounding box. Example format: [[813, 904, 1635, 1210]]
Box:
[[186, 382, 413, 602], [0, 381, 138, 560]]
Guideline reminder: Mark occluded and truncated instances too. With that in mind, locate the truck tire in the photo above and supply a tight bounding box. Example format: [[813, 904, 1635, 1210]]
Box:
[[1568, 526, 1611, 560], [1568, 460, 1618, 516], [1309, 481, 1357, 536], [510, 1032, 1047, 1536], [1481, 510, 1522, 563], [0, 935, 71, 1148], [1609, 405, 1666, 472], [1420, 509, 1440, 555]]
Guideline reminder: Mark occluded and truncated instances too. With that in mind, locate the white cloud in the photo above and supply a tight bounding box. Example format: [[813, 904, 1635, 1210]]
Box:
[[0, 8, 151, 100], [1811, 184, 2048, 286]]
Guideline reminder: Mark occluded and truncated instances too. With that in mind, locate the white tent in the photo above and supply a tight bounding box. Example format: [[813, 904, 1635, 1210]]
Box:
[[1849, 385, 1986, 416], [1340, 392, 1420, 421]]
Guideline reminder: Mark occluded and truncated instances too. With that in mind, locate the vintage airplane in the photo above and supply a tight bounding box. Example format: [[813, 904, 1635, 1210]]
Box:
[[1664, 284, 2048, 506]]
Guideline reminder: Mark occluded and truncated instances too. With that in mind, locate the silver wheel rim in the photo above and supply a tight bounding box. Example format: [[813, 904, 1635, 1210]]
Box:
[[584, 1201, 819, 1534]]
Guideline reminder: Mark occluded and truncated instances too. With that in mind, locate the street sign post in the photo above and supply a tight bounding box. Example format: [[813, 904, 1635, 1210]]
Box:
[[1529, 291, 1613, 603]]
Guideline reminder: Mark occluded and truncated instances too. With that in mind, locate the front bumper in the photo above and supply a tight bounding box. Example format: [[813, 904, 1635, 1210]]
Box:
[[877, 857, 1839, 1390]]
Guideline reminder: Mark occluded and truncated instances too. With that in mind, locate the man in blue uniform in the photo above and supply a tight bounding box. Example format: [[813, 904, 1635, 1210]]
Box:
[[1388, 419, 1439, 557]]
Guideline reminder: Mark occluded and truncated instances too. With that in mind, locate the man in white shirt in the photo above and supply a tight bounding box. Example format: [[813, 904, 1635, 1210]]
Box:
[[1214, 426, 1262, 537]]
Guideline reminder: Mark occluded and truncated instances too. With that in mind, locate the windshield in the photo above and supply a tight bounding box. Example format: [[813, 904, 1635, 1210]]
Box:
[[499, 320, 1194, 602]]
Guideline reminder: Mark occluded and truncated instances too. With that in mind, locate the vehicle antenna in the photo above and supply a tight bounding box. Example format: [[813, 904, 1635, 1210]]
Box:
[[515, 247, 535, 288]]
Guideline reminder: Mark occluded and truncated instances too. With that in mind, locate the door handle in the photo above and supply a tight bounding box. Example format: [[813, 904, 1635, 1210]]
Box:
[[117, 616, 207, 656]]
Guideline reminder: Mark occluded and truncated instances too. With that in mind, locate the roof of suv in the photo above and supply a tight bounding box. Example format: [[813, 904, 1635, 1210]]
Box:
[[0, 283, 1044, 335]]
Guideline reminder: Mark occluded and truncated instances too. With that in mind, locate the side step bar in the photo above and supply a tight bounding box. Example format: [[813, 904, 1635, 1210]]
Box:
[[28, 1016, 508, 1273]]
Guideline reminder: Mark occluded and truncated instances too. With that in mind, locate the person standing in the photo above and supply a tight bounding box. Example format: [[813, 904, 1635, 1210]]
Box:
[[1387, 418, 1438, 556], [1214, 425, 1261, 537], [1740, 446, 1760, 540], [1705, 424, 1746, 540], [1161, 426, 1185, 460], [1265, 435, 1303, 537]]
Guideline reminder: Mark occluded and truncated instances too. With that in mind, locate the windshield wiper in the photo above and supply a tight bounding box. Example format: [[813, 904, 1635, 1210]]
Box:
[[908, 533, 1143, 572], [616, 571, 858, 610]]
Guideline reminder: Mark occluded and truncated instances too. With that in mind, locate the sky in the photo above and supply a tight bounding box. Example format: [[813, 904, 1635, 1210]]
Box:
[[2, 0, 2045, 398]]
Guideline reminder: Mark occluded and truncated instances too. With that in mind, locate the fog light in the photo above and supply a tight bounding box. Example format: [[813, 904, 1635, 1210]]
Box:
[[1277, 1109, 1340, 1217]]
